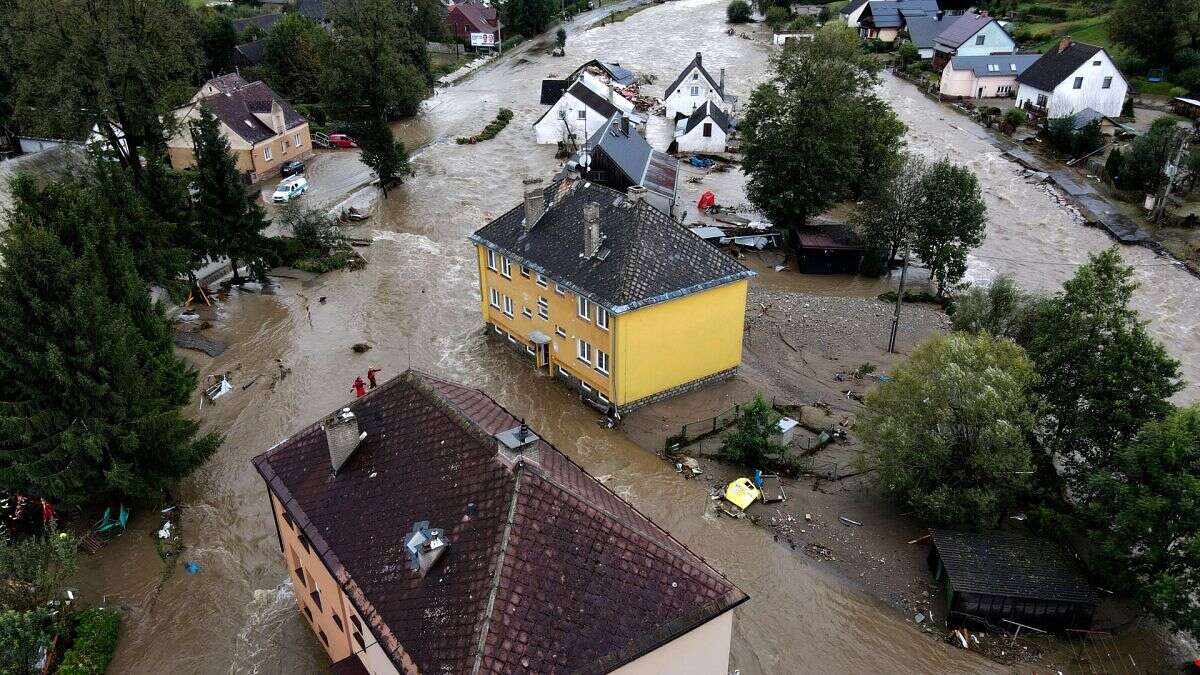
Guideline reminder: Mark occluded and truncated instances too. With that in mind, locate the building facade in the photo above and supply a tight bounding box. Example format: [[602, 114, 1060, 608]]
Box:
[[1015, 40, 1128, 118], [663, 52, 731, 120], [470, 180, 753, 412], [674, 101, 732, 154], [939, 54, 1040, 99], [534, 73, 634, 145]]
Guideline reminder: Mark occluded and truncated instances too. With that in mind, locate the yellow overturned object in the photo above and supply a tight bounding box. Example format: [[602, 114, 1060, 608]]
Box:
[[724, 478, 761, 510]]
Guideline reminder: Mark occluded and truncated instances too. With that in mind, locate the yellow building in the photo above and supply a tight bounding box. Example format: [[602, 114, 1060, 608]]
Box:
[[469, 179, 754, 412]]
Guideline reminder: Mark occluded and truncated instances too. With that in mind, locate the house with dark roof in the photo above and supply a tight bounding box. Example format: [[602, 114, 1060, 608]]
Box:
[[569, 59, 637, 87], [560, 113, 679, 215], [674, 101, 733, 154], [662, 52, 734, 120], [795, 222, 868, 274], [939, 53, 1040, 99], [857, 0, 939, 42], [232, 12, 284, 37], [931, 12, 1014, 70], [534, 72, 636, 145], [844, 0, 971, 27], [167, 74, 312, 183], [445, 0, 502, 45], [904, 15, 949, 59], [231, 38, 267, 68], [1016, 38, 1128, 118], [928, 529, 1097, 631], [469, 179, 754, 412], [296, 0, 329, 25], [253, 370, 748, 674]]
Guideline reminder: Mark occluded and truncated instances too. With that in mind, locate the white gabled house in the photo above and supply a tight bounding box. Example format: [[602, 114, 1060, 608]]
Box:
[[841, 0, 871, 27], [1015, 38, 1128, 119], [663, 52, 733, 121], [534, 72, 635, 146], [931, 12, 1016, 69], [674, 102, 733, 154]]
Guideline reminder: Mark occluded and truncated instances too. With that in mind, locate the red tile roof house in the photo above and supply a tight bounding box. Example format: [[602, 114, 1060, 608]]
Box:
[[445, 1, 502, 46], [252, 370, 747, 674]]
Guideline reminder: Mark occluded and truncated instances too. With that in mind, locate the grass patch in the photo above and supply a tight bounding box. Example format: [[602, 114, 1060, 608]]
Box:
[[456, 108, 514, 144], [1129, 76, 1183, 95], [605, 3, 651, 23], [1027, 15, 1113, 52], [59, 608, 121, 675]]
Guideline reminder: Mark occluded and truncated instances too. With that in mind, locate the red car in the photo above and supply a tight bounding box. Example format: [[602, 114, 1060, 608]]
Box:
[[328, 133, 357, 149]]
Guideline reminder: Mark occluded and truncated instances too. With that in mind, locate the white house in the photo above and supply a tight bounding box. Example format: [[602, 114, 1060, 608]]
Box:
[[932, 13, 1015, 69], [534, 72, 634, 145], [663, 52, 733, 120], [1015, 39, 1128, 119], [674, 102, 733, 154], [841, 0, 870, 27], [939, 53, 1040, 99]]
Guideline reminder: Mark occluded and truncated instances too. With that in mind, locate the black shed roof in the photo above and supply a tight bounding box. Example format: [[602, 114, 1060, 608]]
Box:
[[931, 529, 1097, 605], [470, 180, 752, 313]]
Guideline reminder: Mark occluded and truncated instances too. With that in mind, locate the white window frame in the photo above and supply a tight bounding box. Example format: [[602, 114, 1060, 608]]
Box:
[[576, 339, 592, 364], [489, 288, 501, 308], [535, 273, 548, 288], [293, 133, 302, 146], [557, 365, 569, 377], [500, 256, 512, 278], [690, 85, 700, 97], [525, 345, 535, 355], [503, 296, 513, 318], [263, 145, 273, 161], [494, 325, 503, 335], [597, 392, 609, 403], [595, 350, 609, 375], [487, 249, 498, 271], [520, 265, 531, 278], [554, 283, 566, 296], [1073, 77, 1083, 89], [581, 382, 592, 393], [537, 296, 549, 320], [1102, 76, 1113, 89], [975, 34, 985, 45], [596, 307, 609, 331], [555, 325, 567, 338], [577, 109, 586, 120], [577, 297, 591, 321], [521, 307, 532, 319]]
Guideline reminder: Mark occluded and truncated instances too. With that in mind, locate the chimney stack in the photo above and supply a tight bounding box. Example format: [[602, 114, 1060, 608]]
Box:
[[620, 113, 630, 136], [522, 178, 544, 232], [626, 185, 647, 204], [325, 408, 366, 475], [582, 201, 601, 258], [1059, 36, 1071, 53], [495, 420, 541, 467], [719, 68, 725, 92]]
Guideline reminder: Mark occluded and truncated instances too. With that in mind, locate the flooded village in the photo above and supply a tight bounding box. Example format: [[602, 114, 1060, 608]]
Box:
[[2, 0, 1200, 673]]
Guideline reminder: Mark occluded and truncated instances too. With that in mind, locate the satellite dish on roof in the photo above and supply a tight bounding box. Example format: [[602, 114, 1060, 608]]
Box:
[[578, 151, 592, 169]]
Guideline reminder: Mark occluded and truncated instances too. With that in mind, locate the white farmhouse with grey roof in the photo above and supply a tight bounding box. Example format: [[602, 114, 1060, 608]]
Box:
[[939, 53, 1040, 99], [1015, 39, 1128, 118], [673, 102, 733, 154], [662, 53, 733, 120], [534, 72, 635, 146]]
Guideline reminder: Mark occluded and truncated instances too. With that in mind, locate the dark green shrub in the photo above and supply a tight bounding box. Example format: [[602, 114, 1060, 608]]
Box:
[[59, 608, 121, 675], [456, 108, 514, 144], [764, 6, 790, 29], [719, 394, 784, 467], [726, 0, 751, 22]]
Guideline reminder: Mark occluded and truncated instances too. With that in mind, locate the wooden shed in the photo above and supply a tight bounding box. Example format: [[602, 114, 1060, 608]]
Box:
[[794, 222, 865, 274], [928, 529, 1097, 632], [1171, 96, 1200, 120]]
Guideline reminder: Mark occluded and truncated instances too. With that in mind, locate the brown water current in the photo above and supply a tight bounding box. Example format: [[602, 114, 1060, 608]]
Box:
[[70, 1, 1198, 673]]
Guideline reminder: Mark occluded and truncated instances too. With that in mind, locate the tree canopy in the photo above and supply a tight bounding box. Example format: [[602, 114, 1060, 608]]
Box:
[[264, 13, 333, 104], [950, 274, 1044, 345], [859, 332, 1038, 529], [911, 159, 988, 297], [1086, 405, 1200, 640], [741, 24, 904, 244], [1027, 248, 1181, 501], [0, 176, 220, 508]]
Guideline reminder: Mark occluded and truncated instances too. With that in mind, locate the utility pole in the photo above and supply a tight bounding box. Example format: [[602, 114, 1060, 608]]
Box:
[[887, 241, 910, 354], [1151, 130, 1189, 224]]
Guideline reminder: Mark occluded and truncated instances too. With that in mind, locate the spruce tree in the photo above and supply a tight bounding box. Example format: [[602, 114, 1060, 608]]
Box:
[[189, 106, 271, 284], [0, 175, 220, 508]]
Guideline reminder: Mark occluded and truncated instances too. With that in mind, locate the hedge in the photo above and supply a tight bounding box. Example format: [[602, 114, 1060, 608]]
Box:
[[456, 108, 515, 144], [58, 608, 121, 675]]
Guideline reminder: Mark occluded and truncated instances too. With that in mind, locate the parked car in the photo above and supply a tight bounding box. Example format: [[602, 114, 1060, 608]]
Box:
[[272, 176, 308, 203], [280, 160, 305, 178], [328, 133, 357, 149]]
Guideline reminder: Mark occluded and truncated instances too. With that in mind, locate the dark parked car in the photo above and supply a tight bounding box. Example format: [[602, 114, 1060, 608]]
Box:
[[280, 160, 305, 178]]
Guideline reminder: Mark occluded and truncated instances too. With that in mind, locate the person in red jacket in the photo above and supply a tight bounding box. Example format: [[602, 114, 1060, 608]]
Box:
[[367, 367, 382, 389], [352, 376, 366, 398]]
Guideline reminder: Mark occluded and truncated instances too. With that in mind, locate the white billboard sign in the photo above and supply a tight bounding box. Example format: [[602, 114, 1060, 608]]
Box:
[[470, 32, 496, 47]]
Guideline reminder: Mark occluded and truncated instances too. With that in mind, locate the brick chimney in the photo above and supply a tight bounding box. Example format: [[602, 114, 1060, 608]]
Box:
[[325, 408, 366, 475], [719, 68, 725, 92], [626, 185, 647, 204], [1059, 36, 1071, 53], [522, 178, 544, 232], [581, 201, 602, 258], [495, 420, 541, 467]]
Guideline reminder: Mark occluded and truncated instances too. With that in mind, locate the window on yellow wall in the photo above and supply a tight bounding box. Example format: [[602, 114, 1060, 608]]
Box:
[[293, 133, 302, 146], [318, 629, 329, 646], [537, 297, 549, 320], [503, 296, 513, 317], [536, 273, 548, 288], [487, 249, 498, 271], [521, 307, 532, 319], [302, 602, 313, 622], [311, 588, 323, 611], [520, 265, 531, 278], [596, 307, 609, 330], [577, 296, 591, 321], [489, 288, 501, 308], [554, 282, 566, 296], [263, 146, 272, 161], [555, 325, 566, 337], [596, 350, 609, 375], [577, 339, 592, 364], [500, 257, 512, 278], [295, 564, 307, 588]]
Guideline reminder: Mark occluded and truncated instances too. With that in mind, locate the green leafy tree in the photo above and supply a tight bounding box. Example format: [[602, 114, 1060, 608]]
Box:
[[1111, 0, 1178, 66], [1105, 146, 1125, 184], [500, 0, 556, 38], [0, 177, 221, 508], [741, 24, 903, 248], [950, 274, 1044, 345], [1045, 116, 1077, 154], [8, 0, 200, 189], [1002, 107, 1026, 132], [1086, 405, 1200, 640], [189, 107, 272, 283], [264, 13, 333, 103], [0, 524, 76, 612], [1117, 118, 1181, 193], [325, 0, 427, 125], [896, 41, 919, 69], [1027, 248, 1181, 501], [413, 0, 450, 41], [726, 0, 752, 23], [58, 608, 121, 675], [355, 119, 411, 196], [555, 27, 567, 53], [199, 11, 238, 76], [912, 159, 987, 297], [852, 153, 927, 266], [765, 6, 790, 29], [859, 332, 1038, 529], [0, 609, 54, 675], [719, 395, 784, 468], [1072, 120, 1104, 159]]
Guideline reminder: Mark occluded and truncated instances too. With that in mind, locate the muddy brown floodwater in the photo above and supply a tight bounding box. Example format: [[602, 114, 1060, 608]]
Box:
[[70, 2, 1198, 674]]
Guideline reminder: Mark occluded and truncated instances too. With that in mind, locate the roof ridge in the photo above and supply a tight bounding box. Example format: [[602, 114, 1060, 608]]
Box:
[[469, 462, 524, 675]]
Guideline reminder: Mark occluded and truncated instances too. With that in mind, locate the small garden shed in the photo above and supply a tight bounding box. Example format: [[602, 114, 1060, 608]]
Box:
[[928, 529, 1097, 632]]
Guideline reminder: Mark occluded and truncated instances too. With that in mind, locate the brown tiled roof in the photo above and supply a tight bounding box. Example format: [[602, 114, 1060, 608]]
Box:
[[183, 77, 307, 146], [253, 371, 746, 674], [450, 0, 502, 34]]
